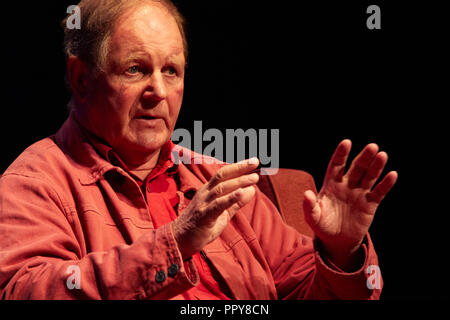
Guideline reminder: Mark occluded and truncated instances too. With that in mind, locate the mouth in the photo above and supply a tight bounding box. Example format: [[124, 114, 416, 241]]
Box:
[[137, 115, 157, 120], [134, 114, 165, 127], [135, 114, 163, 120]]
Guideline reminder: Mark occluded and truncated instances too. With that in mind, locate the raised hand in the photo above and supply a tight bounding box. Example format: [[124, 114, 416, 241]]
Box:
[[303, 140, 398, 270], [172, 158, 260, 260]]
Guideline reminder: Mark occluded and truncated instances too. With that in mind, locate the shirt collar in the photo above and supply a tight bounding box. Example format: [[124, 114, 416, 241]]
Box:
[[73, 114, 177, 182], [55, 112, 210, 193]]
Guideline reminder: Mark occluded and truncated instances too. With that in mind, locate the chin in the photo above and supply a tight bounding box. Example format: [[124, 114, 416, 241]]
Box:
[[132, 132, 170, 154]]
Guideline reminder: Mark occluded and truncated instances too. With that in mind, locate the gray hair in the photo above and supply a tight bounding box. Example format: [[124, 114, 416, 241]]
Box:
[[62, 0, 188, 71]]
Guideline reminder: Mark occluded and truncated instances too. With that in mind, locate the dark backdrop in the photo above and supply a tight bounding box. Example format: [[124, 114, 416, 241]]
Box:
[[0, 1, 447, 299]]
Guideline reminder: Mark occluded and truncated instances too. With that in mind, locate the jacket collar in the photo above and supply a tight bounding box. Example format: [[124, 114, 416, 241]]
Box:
[[54, 112, 114, 185]]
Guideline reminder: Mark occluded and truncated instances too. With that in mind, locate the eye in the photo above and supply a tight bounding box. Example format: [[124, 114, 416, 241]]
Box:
[[163, 66, 178, 76], [126, 65, 141, 75]]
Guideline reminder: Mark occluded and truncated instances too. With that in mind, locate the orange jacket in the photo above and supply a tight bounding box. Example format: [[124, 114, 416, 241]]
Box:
[[0, 114, 382, 299]]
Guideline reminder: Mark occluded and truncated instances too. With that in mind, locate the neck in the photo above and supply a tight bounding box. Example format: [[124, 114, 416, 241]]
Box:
[[116, 148, 162, 180], [72, 110, 164, 180]]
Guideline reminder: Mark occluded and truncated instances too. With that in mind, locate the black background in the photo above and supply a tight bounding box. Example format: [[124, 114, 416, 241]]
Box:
[[0, 0, 447, 301]]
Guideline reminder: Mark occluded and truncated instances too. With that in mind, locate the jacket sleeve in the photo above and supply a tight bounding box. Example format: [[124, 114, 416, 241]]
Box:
[[0, 174, 199, 300], [248, 180, 383, 300]]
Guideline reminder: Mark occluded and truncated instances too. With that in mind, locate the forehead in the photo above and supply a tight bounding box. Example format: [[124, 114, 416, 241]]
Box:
[[108, 3, 184, 61]]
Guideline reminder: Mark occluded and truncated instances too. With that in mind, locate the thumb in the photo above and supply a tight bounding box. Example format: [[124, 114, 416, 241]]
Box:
[[303, 190, 321, 226]]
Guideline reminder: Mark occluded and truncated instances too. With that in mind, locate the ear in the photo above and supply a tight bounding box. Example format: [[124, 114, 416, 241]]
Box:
[[67, 56, 90, 103]]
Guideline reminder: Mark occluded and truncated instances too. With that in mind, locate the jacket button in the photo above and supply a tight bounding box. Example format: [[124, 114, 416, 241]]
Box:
[[155, 270, 166, 283], [168, 263, 180, 278]]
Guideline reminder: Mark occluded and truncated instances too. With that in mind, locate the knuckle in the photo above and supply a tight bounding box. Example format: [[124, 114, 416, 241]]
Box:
[[190, 206, 204, 219], [214, 169, 225, 181], [209, 199, 222, 213], [233, 189, 244, 201], [238, 161, 248, 172], [213, 184, 224, 196], [207, 177, 218, 189]]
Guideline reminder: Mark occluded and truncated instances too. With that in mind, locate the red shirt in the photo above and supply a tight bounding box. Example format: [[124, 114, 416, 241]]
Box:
[[85, 131, 231, 300]]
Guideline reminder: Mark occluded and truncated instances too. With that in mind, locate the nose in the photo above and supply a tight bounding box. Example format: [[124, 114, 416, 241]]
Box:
[[142, 71, 167, 101]]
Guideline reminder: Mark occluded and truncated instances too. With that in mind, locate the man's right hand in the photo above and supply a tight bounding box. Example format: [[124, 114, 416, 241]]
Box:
[[171, 158, 260, 260]]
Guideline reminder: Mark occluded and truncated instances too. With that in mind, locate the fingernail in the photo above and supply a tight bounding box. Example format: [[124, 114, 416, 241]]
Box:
[[248, 157, 259, 165]]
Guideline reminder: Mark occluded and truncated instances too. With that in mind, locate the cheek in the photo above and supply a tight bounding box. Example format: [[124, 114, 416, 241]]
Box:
[[111, 82, 139, 112], [84, 80, 121, 130], [106, 84, 142, 126], [88, 78, 123, 114]]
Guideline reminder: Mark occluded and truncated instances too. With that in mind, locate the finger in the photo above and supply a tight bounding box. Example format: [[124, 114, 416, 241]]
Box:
[[324, 139, 352, 183], [360, 152, 388, 190], [226, 186, 257, 218], [208, 158, 260, 189], [366, 171, 398, 204], [206, 173, 259, 202], [303, 190, 321, 226], [203, 186, 255, 223], [346, 143, 379, 188]]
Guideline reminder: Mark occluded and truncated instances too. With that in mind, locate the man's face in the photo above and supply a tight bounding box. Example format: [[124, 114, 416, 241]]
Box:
[[80, 3, 185, 160]]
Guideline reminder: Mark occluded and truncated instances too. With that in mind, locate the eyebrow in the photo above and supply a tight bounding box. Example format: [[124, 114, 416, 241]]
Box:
[[121, 48, 185, 65], [120, 51, 150, 64], [166, 53, 185, 65]]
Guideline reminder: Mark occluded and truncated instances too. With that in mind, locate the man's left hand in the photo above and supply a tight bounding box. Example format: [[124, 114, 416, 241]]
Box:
[[303, 140, 398, 271]]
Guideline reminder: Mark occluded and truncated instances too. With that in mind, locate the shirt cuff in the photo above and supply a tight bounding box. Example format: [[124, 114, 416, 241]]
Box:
[[140, 223, 200, 299], [313, 233, 382, 299]]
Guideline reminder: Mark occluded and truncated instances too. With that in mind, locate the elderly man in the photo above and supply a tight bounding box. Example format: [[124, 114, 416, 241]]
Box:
[[0, 0, 397, 300]]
